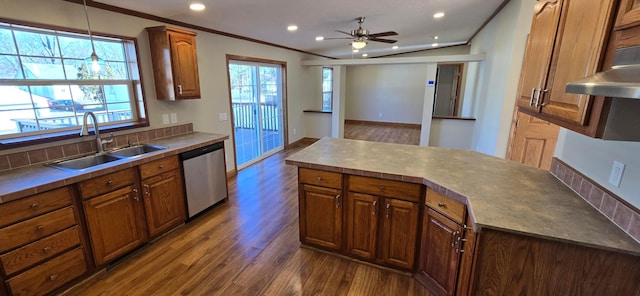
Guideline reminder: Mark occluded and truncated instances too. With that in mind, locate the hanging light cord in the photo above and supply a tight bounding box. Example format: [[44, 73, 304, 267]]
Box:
[[82, 0, 97, 57]]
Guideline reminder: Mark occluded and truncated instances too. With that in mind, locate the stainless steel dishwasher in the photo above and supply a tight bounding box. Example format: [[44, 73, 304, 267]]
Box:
[[180, 142, 228, 219]]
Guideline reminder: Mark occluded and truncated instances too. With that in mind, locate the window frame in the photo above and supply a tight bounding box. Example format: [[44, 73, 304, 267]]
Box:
[[322, 67, 333, 111], [0, 17, 149, 149]]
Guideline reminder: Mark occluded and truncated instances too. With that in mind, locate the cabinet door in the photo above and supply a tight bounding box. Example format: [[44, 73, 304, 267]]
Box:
[[417, 208, 463, 296], [616, 0, 640, 29], [299, 184, 342, 250], [169, 32, 200, 98], [346, 192, 379, 260], [141, 169, 186, 238], [541, 0, 616, 124], [516, 0, 563, 111], [83, 185, 147, 266], [379, 198, 419, 270]]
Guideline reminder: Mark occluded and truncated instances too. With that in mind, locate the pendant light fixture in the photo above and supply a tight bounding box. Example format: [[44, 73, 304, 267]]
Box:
[[351, 38, 367, 49], [82, 0, 104, 75]]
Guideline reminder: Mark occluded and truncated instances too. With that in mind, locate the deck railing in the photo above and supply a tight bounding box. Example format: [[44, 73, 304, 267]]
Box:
[[232, 102, 279, 131], [13, 110, 133, 132]]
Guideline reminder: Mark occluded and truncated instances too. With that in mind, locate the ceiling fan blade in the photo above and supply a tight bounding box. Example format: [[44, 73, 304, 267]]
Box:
[[336, 30, 354, 37], [368, 31, 398, 38], [369, 37, 397, 44], [324, 37, 353, 40]]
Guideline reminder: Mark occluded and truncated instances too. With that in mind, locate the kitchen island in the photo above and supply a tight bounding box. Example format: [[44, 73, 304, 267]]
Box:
[[286, 138, 640, 295]]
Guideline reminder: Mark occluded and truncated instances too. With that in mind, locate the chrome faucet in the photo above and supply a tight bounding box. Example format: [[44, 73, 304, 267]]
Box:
[[80, 112, 113, 153]]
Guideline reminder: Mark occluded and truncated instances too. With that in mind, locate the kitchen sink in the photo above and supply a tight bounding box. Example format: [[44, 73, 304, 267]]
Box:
[[107, 144, 167, 158], [47, 154, 123, 172]]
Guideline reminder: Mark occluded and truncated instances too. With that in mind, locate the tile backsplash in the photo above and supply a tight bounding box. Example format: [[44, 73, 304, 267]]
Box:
[[551, 158, 640, 243], [0, 123, 193, 172]]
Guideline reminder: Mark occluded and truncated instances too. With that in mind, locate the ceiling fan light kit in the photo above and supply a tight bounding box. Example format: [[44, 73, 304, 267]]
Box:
[[324, 16, 398, 53], [352, 39, 367, 49]]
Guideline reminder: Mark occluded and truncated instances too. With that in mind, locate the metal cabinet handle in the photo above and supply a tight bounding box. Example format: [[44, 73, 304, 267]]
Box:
[[178, 84, 183, 95], [316, 177, 322, 181], [437, 202, 446, 208], [385, 203, 390, 219], [43, 247, 51, 253], [159, 165, 165, 169], [143, 184, 150, 196], [37, 225, 44, 231], [132, 188, 139, 201], [107, 179, 113, 185], [31, 203, 39, 209], [48, 274, 59, 281], [537, 89, 548, 107], [372, 200, 377, 216], [529, 88, 536, 106], [335, 194, 341, 208]]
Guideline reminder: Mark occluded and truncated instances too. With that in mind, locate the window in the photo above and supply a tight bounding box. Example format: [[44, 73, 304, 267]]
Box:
[[322, 67, 333, 111], [0, 20, 145, 145]]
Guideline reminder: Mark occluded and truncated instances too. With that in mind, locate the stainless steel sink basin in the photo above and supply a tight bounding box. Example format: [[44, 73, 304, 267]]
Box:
[[107, 144, 167, 158], [47, 154, 122, 171]]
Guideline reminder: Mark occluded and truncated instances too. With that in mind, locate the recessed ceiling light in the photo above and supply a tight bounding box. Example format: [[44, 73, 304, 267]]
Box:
[[434, 12, 445, 18], [189, 3, 205, 11], [362, 53, 368, 57], [315, 36, 324, 41], [434, 36, 439, 40], [432, 43, 439, 47], [287, 25, 298, 32], [392, 46, 399, 50], [353, 49, 359, 53]]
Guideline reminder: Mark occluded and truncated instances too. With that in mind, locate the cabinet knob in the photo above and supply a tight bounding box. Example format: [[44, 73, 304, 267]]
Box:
[[316, 177, 322, 181], [159, 165, 165, 169], [107, 179, 113, 185], [437, 202, 446, 208], [43, 247, 51, 253], [36, 225, 44, 231], [48, 274, 59, 281], [30, 203, 39, 209]]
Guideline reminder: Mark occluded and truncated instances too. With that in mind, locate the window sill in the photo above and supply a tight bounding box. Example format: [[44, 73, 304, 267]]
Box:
[[0, 120, 149, 150], [303, 109, 333, 114], [432, 116, 476, 121]]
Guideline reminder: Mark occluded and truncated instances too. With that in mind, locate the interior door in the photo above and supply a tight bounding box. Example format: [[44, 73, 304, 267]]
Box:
[[433, 64, 462, 116], [507, 112, 559, 170], [228, 60, 285, 169]]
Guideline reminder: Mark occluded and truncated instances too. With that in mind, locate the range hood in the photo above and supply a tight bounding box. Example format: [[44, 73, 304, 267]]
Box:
[[566, 45, 640, 98]]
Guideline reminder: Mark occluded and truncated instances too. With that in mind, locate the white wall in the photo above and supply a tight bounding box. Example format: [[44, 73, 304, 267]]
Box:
[[464, 0, 536, 157], [303, 112, 332, 139], [429, 119, 475, 149], [0, 0, 317, 171]]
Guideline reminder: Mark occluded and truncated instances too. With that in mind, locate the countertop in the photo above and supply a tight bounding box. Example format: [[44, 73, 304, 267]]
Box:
[[0, 132, 228, 203], [285, 137, 640, 256]]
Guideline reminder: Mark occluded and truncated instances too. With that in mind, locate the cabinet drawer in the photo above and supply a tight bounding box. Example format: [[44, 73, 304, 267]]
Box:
[[79, 168, 136, 199], [0, 226, 81, 276], [299, 168, 342, 189], [139, 156, 179, 179], [348, 175, 421, 202], [426, 189, 465, 224], [0, 207, 76, 252], [6, 247, 86, 296], [0, 187, 73, 228]]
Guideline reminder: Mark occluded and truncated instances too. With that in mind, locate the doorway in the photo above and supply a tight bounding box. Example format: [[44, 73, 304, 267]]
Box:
[[433, 64, 463, 116], [227, 56, 287, 169]]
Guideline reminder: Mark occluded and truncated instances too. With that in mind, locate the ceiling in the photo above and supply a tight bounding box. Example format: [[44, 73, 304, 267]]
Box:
[[93, 0, 508, 59]]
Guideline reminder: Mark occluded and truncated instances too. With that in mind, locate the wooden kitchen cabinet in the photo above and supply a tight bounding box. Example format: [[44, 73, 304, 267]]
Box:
[[140, 157, 186, 238], [80, 168, 148, 266], [298, 168, 343, 251], [0, 187, 88, 296], [346, 176, 421, 270], [615, 0, 640, 29], [517, 0, 617, 129], [417, 189, 474, 296], [146, 26, 200, 100]]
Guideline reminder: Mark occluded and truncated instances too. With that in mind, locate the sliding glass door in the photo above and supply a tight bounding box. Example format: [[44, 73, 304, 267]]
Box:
[[228, 59, 285, 169]]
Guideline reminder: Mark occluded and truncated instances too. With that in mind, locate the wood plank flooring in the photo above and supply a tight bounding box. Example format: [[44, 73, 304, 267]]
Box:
[[344, 120, 421, 145], [62, 143, 431, 296]]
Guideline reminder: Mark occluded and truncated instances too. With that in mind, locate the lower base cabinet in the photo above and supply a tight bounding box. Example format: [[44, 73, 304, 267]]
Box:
[[141, 169, 186, 238], [299, 184, 343, 250]]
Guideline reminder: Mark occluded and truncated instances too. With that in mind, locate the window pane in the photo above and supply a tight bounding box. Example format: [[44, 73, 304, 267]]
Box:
[[21, 57, 67, 79], [94, 40, 125, 61], [0, 28, 17, 54], [323, 68, 332, 80], [59, 36, 93, 59], [0, 86, 46, 136], [0, 55, 23, 79], [14, 31, 60, 57], [105, 61, 129, 79]]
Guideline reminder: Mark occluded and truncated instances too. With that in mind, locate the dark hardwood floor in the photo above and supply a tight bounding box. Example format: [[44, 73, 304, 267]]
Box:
[[62, 143, 431, 295], [344, 120, 421, 145]]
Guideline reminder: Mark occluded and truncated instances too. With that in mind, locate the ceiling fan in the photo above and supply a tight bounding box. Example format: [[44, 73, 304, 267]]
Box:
[[326, 17, 398, 49]]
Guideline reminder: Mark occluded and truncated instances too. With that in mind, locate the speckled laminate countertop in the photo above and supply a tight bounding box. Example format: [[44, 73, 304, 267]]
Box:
[[285, 138, 640, 256], [0, 132, 228, 203]]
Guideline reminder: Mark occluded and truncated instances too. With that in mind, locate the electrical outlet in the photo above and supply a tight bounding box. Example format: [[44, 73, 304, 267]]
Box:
[[162, 114, 169, 125], [218, 113, 228, 121], [170, 113, 177, 123], [608, 161, 625, 187]]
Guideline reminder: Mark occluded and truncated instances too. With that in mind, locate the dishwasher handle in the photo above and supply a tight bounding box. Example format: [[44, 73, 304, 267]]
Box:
[[180, 142, 224, 161]]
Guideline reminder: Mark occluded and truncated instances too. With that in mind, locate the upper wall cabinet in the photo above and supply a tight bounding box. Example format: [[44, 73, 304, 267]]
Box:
[[516, 0, 617, 133], [615, 0, 640, 29], [146, 26, 201, 100]]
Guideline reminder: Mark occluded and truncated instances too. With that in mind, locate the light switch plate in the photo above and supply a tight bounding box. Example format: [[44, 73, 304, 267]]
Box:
[[162, 114, 169, 125], [608, 160, 625, 188], [219, 113, 228, 121], [170, 113, 177, 123]]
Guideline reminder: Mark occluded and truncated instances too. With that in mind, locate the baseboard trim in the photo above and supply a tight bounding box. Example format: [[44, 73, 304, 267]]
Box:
[[345, 119, 421, 129], [287, 137, 320, 148]]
